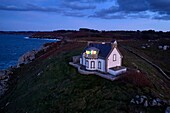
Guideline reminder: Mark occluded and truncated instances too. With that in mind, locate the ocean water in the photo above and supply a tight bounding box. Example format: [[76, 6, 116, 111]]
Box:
[[0, 34, 57, 70]]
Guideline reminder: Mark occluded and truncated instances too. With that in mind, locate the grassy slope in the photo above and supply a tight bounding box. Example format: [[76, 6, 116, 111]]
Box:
[[119, 46, 170, 99], [120, 39, 170, 72], [0, 42, 169, 113]]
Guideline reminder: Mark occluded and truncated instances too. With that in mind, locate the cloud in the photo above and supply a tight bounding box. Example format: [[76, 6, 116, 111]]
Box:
[[62, 0, 112, 3], [62, 2, 96, 10], [0, 0, 170, 20], [0, 4, 61, 13], [154, 15, 170, 20], [90, 0, 170, 20], [148, 0, 170, 14], [89, 12, 126, 19], [63, 12, 86, 17], [117, 0, 148, 12]]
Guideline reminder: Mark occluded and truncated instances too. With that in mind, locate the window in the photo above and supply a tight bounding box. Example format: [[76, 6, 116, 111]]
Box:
[[113, 54, 116, 61], [86, 60, 89, 68], [91, 61, 95, 68], [86, 50, 97, 55], [98, 61, 101, 69]]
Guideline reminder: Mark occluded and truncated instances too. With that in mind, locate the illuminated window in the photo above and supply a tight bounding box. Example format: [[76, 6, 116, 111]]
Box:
[[86, 51, 90, 54], [113, 54, 116, 61], [86, 50, 97, 55], [90, 50, 93, 54], [93, 51, 97, 54]]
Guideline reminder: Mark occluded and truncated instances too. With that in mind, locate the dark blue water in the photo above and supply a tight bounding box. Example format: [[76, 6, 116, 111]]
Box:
[[0, 34, 57, 70]]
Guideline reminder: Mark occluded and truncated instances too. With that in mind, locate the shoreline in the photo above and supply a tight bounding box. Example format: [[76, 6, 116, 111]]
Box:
[[0, 35, 60, 70], [24, 36, 60, 41], [0, 36, 61, 98]]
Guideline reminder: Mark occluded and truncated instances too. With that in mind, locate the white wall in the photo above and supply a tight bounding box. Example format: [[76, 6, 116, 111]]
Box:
[[85, 59, 98, 70], [83, 58, 106, 72], [108, 68, 127, 76], [82, 54, 86, 66], [107, 48, 122, 71], [80, 58, 82, 64], [97, 59, 105, 72]]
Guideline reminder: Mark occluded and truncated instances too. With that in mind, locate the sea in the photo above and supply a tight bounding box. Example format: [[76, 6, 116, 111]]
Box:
[[0, 34, 58, 70]]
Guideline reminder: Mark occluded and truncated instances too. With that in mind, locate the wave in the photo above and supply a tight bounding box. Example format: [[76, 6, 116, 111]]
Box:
[[24, 37, 29, 39], [24, 37, 60, 41]]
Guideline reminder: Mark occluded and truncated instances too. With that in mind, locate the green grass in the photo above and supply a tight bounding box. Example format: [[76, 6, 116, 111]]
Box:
[[119, 46, 170, 99], [120, 39, 170, 71], [0, 45, 168, 113]]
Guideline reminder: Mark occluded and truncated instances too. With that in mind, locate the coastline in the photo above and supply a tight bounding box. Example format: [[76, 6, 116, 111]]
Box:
[[0, 37, 170, 112], [24, 36, 60, 41], [0, 36, 61, 98]]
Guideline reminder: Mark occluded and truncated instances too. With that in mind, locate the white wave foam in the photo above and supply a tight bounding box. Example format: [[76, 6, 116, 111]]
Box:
[[24, 37, 29, 39], [24, 37, 60, 41]]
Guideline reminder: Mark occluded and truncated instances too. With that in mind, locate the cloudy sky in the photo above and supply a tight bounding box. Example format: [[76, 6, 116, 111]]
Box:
[[0, 0, 170, 31]]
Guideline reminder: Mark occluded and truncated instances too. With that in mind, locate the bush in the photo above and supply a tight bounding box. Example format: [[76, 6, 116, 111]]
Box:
[[119, 70, 152, 87]]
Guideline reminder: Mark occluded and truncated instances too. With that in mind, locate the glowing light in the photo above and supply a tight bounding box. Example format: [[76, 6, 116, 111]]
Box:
[[93, 51, 97, 54], [90, 50, 93, 54], [86, 50, 97, 55], [86, 51, 90, 54]]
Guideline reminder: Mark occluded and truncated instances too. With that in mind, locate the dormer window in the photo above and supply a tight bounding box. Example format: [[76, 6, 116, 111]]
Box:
[[84, 47, 99, 59], [86, 50, 97, 55]]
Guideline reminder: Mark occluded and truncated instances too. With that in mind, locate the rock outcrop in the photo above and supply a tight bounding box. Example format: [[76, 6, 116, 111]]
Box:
[[0, 70, 11, 97], [165, 106, 170, 113], [130, 95, 168, 107], [17, 50, 37, 67]]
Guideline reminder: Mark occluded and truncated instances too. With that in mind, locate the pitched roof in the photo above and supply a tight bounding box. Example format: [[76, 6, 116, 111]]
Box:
[[83, 43, 112, 58]]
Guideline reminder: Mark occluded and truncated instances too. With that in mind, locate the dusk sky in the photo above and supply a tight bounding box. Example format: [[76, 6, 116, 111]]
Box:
[[0, 0, 170, 31]]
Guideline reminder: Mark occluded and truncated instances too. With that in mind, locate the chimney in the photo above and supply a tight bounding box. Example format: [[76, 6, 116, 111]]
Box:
[[102, 42, 105, 44], [111, 40, 117, 48], [87, 41, 92, 46]]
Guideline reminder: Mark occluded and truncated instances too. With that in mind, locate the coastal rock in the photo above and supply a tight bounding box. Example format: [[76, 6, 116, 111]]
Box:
[[0, 76, 9, 97], [0, 70, 12, 94], [130, 99, 135, 104], [130, 95, 168, 107], [165, 106, 170, 113], [144, 100, 148, 107], [152, 99, 157, 106], [0, 69, 13, 97], [17, 50, 37, 67], [38, 45, 49, 52]]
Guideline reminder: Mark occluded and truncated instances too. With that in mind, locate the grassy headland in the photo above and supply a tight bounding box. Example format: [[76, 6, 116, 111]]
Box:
[[0, 40, 169, 113]]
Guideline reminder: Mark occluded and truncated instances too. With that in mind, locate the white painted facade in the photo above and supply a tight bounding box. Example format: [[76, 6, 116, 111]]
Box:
[[108, 68, 127, 76], [97, 59, 105, 72], [80, 46, 122, 73], [80, 58, 106, 72], [107, 48, 122, 71], [79, 41, 126, 76]]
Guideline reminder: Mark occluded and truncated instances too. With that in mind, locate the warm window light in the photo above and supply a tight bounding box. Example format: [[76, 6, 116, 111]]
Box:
[[86, 50, 97, 55], [93, 51, 97, 54], [90, 50, 93, 54], [91, 50, 97, 54], [86, 51, 90, 54]]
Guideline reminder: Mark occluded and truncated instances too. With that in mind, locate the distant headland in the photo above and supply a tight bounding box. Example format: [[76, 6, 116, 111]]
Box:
[[1, 28, 170, 40]]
